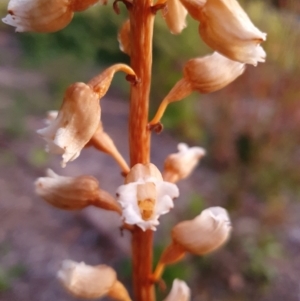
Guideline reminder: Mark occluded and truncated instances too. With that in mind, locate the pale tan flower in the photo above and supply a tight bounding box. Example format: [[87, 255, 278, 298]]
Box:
[[37, 64, 136, 167], [116, 163, 179, 231], [148, 52, 244, 126], [164, 279, 191, 301], [37, 82, 100, 167], [172, 207, 231, 255], [163, 143, 206, 183], [35, 169, 121, 213], [197, 0, 267, 65], [184, 51, 245, 93], [2, 0, 101, 33], [164, 0, 188, 34], [35, 169, 99, 210], [57, 260, 132, 301]]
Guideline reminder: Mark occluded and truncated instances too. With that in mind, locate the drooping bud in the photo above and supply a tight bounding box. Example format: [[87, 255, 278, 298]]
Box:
[[163, 279, 191, 301], [2, 0, 103, 33], [163, 143, 206, 183], [35, 169, 121, 213], [183, 52, 245, 93], [148, 52, 244, 127], [116, 163, 179, 231], [118, 19, 131, 55], [37, 64, 135, 167], [87, 122, 130, 174], [164, 0, 188, 35], [57, 260, 132, 301], [172, 207, 232, 255], [197, 0, 267, 65], [37, 82, 100, 167]]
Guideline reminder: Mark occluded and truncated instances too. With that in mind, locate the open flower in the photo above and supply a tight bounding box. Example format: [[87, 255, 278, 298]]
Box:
[[37, 82, 100, 167], [163, 143, 206, 183], [116, 163, 179, 231], [2, 0, 101, 33], [164, 279, 191, 301], [196, 0, 267, 65]]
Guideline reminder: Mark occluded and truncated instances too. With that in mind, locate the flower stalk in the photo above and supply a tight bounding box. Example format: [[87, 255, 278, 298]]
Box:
[[128, 0, 155, 300]]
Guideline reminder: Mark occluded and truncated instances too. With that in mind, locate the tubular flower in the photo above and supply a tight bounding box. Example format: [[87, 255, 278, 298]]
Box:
[[196, 0, 267, 65], [57, 260, 132, 301], [172, 207, 231, 255], [35, 169, 100, 210], [164, 0, 188, 35], [116, 163, 179, 231], [37, 82, 100, 167], [163, 279, 191, 301], [163, 143, 206, 183], [183, 51, 245, 93], [2, 0, 102, 33], [37, 64, 136, 167], [35, 169, 121, 213]]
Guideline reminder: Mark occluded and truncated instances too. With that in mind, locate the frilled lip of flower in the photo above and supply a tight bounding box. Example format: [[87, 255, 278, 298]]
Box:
[[37, 113, 83, 166], [176, 142, 206, 158], [116, 177, 179, 231]]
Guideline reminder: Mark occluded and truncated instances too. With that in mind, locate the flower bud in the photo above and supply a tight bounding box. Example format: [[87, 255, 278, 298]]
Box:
[[197, 0, 267, 65], [183, 52, 245, 93], [118, 19, 131, 55], [35, 169, 121, 213], [172, 207, 231, 255], [164, 279, 191, 301], [116, 163, 179, 231], [37, 82, 100, 167], [164, 0, 188, 35], [163, 143, 206, 183], [57, 260, 117, 299], [35, 169, 100, 210]]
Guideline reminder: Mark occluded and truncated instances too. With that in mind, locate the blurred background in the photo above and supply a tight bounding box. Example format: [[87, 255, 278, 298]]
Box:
[[0, 0, 300, 300]]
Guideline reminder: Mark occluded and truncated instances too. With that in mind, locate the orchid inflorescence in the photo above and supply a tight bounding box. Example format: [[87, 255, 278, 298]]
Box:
[[2, 0, 266, 300]]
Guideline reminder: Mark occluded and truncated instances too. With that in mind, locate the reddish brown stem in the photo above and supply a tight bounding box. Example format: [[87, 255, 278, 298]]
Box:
[[128, 0, 155, 300]]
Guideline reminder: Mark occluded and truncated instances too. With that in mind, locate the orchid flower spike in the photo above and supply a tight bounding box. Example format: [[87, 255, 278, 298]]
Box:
[[116, 163, 179, 231]]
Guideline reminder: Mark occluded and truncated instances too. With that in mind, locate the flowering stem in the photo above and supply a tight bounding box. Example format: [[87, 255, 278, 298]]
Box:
[[128, 0, 155, 300]]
